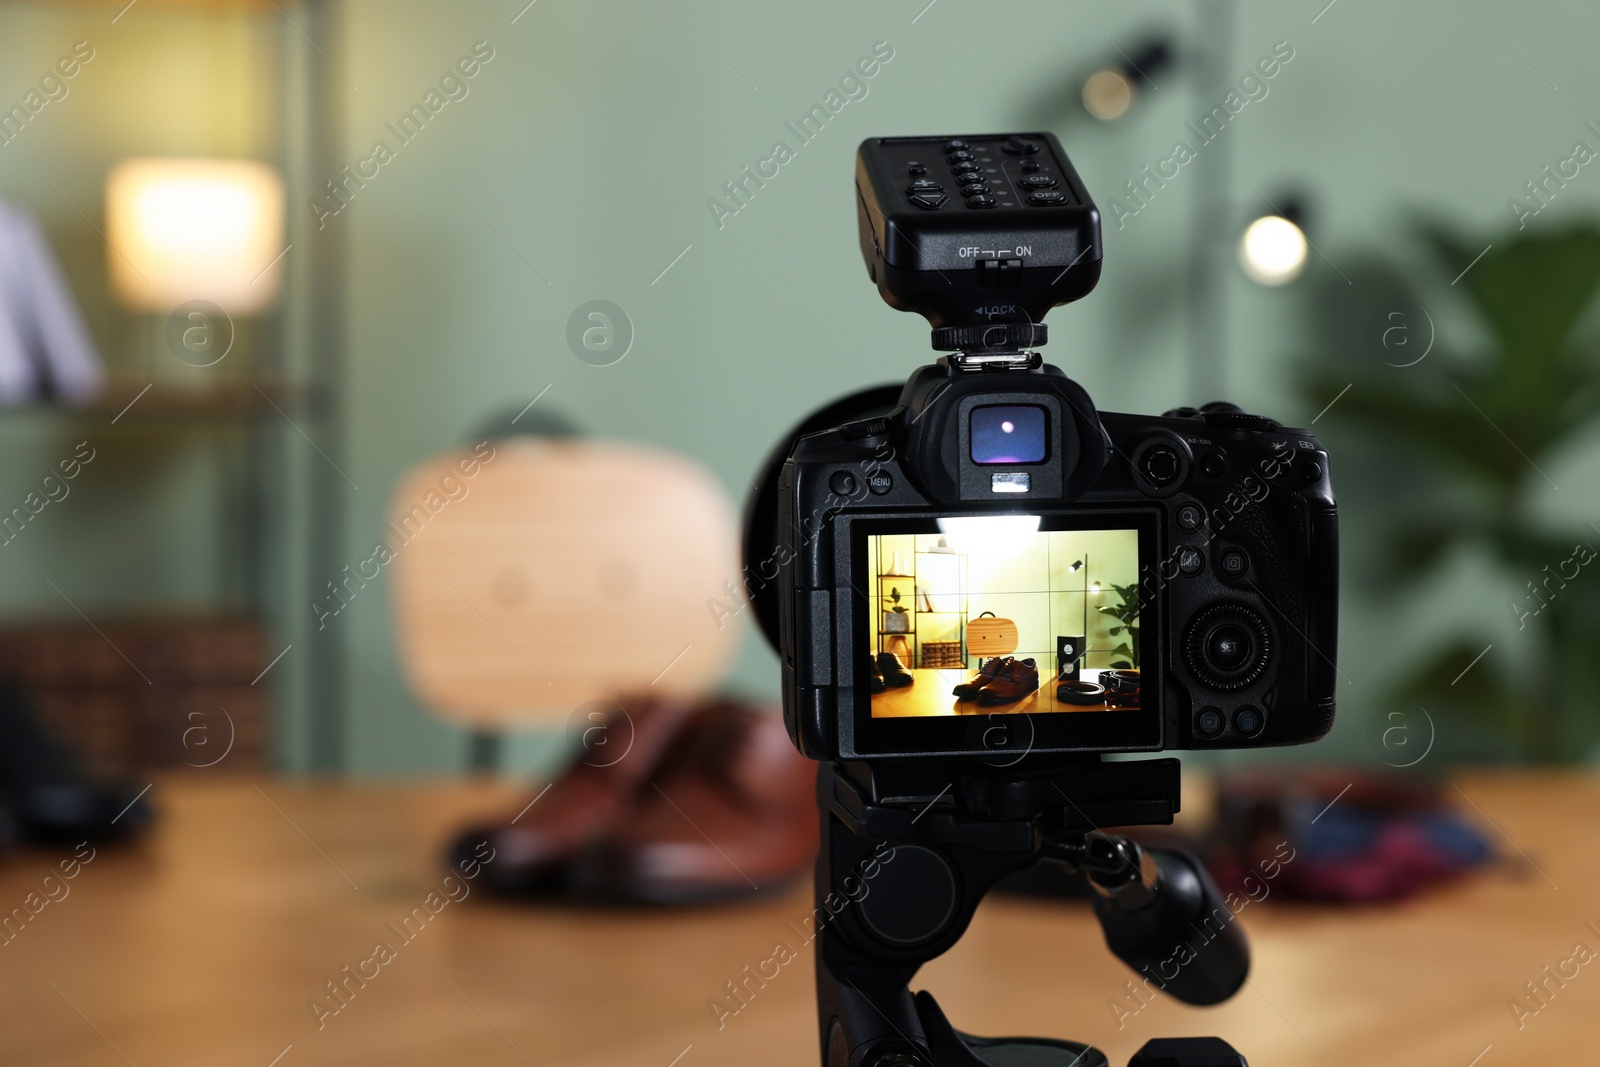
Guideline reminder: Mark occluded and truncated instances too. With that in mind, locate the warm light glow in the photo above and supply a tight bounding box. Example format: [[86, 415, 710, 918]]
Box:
[[937, 515, 1041, 560], [1239, 214, 1308, 286], [1082, 69, 1134, 121], [106, 158, 286, 313]]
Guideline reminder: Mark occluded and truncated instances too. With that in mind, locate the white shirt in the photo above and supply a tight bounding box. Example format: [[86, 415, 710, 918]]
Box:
[[0, 198, 104, 405]]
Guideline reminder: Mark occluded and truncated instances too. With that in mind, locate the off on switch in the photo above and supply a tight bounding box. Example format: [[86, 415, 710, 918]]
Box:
[[978, 258, 1024, 287]]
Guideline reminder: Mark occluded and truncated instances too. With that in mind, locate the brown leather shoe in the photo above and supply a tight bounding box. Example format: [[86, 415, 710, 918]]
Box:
[[447, 695, 694, 893], [570, 700, 819, 904], [974, 657, 1039, 706], [952, 656, 1011, 699]]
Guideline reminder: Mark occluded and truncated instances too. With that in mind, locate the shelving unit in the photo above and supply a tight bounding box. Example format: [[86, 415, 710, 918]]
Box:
[[872, 548, 967, 669], [0, 0, 344, 770], [84, 374, 313, 420], [0, 345, 322, 764]]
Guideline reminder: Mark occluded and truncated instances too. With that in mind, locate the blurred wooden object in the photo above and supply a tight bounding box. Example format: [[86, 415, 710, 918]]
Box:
[[388, 439, 742, 728], [0, 772, 1592, 1067], [0, 618, 268, 774]]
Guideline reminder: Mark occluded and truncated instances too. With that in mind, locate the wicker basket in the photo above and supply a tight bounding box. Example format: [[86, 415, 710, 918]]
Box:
[[920, 640, 964, 668]]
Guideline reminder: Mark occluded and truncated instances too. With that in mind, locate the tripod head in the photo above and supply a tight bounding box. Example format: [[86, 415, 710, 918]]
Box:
[[816, 758, 1250, 1066]]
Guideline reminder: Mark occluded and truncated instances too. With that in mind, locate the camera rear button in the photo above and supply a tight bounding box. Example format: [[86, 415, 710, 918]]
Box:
[[1233, 706, 1264, 737], [865, 471, 893, 495], [1177, 545, 1204, 576], [1207, 625, 1251, 669], [1196, 708, 1225, 739], [1142, 447, 1181, 486], [828, 471, 858, 497], [1219, 547, 1249, 578], [1200, 452, 1227, 478], [1176, 503, 1205, 531]]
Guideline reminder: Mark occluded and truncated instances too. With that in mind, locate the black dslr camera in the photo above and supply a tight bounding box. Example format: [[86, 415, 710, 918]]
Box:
[[744, 134, 1340, 1067], [747, 132, 1337, 764]]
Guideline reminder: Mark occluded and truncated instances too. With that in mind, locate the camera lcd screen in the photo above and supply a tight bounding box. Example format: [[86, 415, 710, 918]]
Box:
[[862, 516, 1144, 719], [970, 405, 1048, 465]]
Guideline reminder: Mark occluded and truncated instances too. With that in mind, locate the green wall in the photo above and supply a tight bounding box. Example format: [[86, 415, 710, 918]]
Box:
[[320, 0, 1600, 772], [4, 0, 1600, 772]]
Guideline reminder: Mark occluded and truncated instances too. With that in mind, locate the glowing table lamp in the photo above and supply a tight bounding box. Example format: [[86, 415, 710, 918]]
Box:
[[105, 158, 285, 315]]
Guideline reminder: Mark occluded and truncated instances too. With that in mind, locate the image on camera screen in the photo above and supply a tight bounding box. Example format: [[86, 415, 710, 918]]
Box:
[[865, 516, 1142, 717]]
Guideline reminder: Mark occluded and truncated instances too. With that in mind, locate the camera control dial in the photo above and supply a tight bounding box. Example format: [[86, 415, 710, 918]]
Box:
[[1184, 603, 1272, 691]]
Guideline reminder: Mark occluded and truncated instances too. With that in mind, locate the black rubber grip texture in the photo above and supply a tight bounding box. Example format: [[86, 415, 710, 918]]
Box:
[[930, 322, 1048, 351]]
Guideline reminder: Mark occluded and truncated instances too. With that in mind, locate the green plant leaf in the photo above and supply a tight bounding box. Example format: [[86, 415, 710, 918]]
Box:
[[1393, 640, 1527, 751], [1300, 221, 1600, 762], [1418, 222, 1600, 374]]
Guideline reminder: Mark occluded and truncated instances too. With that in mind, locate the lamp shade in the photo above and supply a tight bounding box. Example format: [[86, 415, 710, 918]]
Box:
[[105, 158, 285, 314]]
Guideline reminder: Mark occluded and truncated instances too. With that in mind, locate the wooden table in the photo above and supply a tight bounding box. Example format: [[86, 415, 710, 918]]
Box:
[[871, 667, 1133, 716], [0, 772, 1594, 1067]]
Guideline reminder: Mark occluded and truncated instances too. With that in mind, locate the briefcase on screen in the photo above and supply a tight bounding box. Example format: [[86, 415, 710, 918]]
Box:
[[966, 611, 1019, 657]]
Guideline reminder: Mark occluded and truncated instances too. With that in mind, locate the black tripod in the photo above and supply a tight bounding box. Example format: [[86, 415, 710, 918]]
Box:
[[813, 758, 1252, 1067]]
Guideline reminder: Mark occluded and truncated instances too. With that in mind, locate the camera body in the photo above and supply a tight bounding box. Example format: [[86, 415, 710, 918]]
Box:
[[772, 376, 1338, 763], [749, 133, 1337, 767]]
